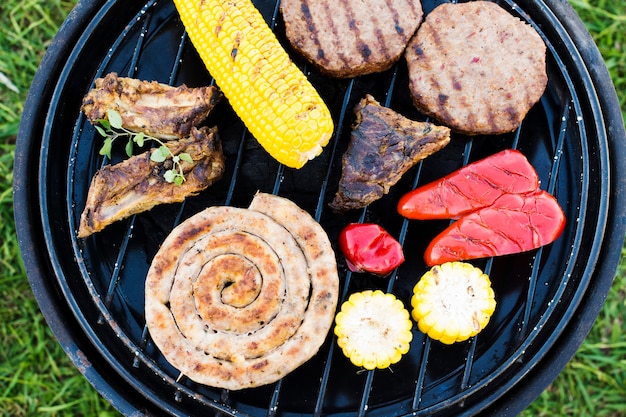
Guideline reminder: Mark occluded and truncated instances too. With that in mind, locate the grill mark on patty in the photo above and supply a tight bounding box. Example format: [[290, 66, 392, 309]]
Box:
[[338, 0, 370, 63], [372, 25, 389, 63], [300, 1, 326, 63], [282, 0, 423, 77], [364, 0, 402, 64], [387, 0, 404, 37], [320, 0, 350, 69], [389, 0, 417, 41], [429, 24, 455, 124]]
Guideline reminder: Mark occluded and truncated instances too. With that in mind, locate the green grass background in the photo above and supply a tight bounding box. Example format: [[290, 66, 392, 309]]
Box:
[[1, 0, 624, 415]]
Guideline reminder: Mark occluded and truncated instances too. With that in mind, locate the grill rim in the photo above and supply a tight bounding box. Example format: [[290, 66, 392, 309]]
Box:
[[14, 0, 626, 416]]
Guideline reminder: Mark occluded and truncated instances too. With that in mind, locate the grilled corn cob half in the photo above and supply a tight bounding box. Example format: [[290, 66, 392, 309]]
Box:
[[334, 290, 413, 370], [174, 0, 334, 169], [411, 262, 496, 344]]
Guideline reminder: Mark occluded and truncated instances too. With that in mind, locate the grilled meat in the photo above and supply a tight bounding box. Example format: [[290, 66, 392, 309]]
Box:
[[280, 0, 423, 78], [405, 1, 547, 135], [329, 95, 450, 212], [145, 193, 339, 390], [78, 126, 225, 238], [81, 72, 222, 140]]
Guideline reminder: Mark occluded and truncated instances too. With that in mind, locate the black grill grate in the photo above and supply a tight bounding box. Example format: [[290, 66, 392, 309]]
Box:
[[26, 0, 619, 415]]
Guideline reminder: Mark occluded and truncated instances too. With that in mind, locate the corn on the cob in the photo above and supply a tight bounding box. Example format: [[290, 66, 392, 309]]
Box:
[[411, 262, 496, 344], [174, 0, 334, 169], [334, 290, 413, 370]]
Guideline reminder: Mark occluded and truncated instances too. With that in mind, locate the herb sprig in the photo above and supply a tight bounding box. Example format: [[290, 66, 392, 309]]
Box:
[[94, 109, 193, 185]]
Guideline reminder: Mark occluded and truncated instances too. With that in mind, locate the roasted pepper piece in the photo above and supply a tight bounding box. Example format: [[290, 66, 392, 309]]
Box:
[[424, 190, 565, 266], [398, 149, 539, 220], [338, 223, 405, 276]]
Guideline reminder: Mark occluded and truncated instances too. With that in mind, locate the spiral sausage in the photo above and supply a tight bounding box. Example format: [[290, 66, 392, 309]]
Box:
[[145, 193, 339, 390]]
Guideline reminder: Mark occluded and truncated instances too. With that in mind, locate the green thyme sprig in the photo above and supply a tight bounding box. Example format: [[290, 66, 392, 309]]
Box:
[[94, 109, 193, 185]]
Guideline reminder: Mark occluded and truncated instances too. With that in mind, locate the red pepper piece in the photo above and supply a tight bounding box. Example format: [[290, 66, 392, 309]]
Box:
[[398, 149, 539, 220], [424, 190, 566, 266], [338, 223, 405, 276]]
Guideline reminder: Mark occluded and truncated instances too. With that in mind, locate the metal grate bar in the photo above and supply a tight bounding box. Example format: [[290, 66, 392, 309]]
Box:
[[132, 325, 150, 368], [412, 337, 431, 411], [98, 2, 156, 320], [99, 219, 134, 318], [96, 0, 185, 316], [519, 101, 570, 339], [312, 77, 358, 417], [344, 64, 411, 417], [460, 259, 493, 391], [82, 5, 245, 413], [169, 31, 189, 85], [314, 77, 356, 221], [267, 379, 282, 417], [127, 9, 152, 77], [224, 128, 250, 206], [545, 102, 570, 195], [132, 4, 195, 386]]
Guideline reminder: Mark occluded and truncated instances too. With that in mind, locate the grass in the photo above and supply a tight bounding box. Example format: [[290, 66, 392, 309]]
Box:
[[0, 0, 624, 416]]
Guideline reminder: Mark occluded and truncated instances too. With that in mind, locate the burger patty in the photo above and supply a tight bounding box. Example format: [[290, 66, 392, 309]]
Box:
[[280, 0, 423, 78], [405, 1, 547, 135]]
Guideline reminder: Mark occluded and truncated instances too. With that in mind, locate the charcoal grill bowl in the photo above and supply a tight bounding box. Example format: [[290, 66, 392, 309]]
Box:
[[14, 0, 626, 416]]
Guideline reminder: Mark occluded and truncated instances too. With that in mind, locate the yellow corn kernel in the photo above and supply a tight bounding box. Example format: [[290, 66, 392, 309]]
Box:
[[174, 0, 334, 169], [411, 262, 496, 345], [334, 290, 413, 370]]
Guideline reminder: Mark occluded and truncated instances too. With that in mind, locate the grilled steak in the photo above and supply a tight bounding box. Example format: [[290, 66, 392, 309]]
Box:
[[405, 1, 547, 135], [145, 193, 339, 390], [280, 0, 423, 78], [78, 126, 225, 238], [329, 95, 451, 212], [81, 72, 221, 140]]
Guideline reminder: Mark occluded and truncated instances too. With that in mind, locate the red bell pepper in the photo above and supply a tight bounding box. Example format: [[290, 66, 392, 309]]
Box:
[[397, 149, 539, 220], [424, 190, 566, 266], [338, 223, 405, 276]]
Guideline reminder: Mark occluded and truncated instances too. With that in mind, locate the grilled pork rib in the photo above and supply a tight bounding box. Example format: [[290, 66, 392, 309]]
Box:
[[329, 95, 451, 212], [78, 126, 225, 238], [81, 72, 222, 140]]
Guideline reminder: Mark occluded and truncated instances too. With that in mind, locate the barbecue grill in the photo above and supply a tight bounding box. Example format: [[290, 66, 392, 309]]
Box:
[[14, 0, 626, 416]]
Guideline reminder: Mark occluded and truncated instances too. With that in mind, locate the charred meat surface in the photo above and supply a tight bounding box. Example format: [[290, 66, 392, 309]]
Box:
[[280, 0, 423, 78], [78, 126, 225, 238], [81, 72, 222, 140], [329, 95, 450, 212]]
